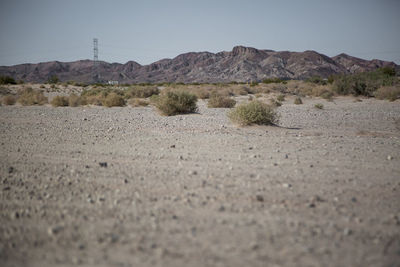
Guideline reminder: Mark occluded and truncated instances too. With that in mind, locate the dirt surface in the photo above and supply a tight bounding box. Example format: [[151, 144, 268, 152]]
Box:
[[1, 96, 400, 267]]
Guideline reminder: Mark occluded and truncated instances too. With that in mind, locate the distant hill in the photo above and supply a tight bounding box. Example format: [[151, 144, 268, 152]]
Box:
[[0, 46, 397, 83]]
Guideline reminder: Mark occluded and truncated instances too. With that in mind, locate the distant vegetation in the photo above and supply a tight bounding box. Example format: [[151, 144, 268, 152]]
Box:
[[0, 67, 398, 113], [0, 76, 17, 85]]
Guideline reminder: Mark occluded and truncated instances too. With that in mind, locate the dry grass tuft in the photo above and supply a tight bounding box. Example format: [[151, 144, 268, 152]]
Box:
[[17, 87, 48, 105], [207, 93, 236, 108], [375, 86, 400, 101], [128, 98, 149, 107], [2, 95, 17, 105], [102, 93, 126, 107], [294, 97, 303, 105], [51, 96, 69, 107]]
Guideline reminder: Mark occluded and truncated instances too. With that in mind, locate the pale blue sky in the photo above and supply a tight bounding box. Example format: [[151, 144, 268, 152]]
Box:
[[0, 0, 399, 66]]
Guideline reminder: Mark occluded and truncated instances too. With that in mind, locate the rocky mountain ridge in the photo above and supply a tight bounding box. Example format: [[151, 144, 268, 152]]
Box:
[[0, 46, 397, 83]]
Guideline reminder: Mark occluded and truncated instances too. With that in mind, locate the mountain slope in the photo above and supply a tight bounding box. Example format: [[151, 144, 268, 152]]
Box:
[[0, 46, 396, 83]]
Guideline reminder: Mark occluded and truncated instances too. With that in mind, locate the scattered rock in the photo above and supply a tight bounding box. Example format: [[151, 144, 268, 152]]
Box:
[[8, 167, 14, 174], [256, 195, 264, 202], [99, 162, 107, 167], [48, 225, 63, 236]]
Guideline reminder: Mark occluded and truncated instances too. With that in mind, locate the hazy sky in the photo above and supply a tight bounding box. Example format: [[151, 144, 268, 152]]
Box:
[[0, 0, 399, 66]]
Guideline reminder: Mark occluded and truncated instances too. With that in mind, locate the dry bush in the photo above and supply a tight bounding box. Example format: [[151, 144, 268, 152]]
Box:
[[51, 96, 69, 107], [314, 103, 324, 109], [269, 98, 282, 107], [375, 86, 400, 101], [154, 91, 198, 116], [294, 97, 303, 105], [2, 95, 17, 105], [126, 86, 159, 98], [128, 98, 149, 107], [277, 94, 285, 102], [232, 86, 249, 96], [102, 93, 126, 107], [68, 93, 85, 107], [84, 95, 103, 106], [17, 87, 48, 105], [207, 93, 236, 108], [228, 100, 278, 126], [189, 87, 211, 99]]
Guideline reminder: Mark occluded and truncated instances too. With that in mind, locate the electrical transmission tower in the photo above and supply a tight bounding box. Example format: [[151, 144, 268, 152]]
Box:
[[93, 38, 99, 82]]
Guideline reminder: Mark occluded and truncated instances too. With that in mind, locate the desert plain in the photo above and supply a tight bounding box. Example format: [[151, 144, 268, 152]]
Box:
[[0, 88, 400, 267]]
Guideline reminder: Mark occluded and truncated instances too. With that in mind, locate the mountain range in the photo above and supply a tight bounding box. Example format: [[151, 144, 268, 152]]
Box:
[[0, 46, 397, 84]]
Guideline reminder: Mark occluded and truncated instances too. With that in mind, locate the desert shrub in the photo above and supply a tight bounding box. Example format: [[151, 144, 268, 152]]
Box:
[[128, 98, 149, 107], [307, 76, 327, 85], [262, 78, 284, 84], [51, 96, 69, 107], [0, 76, 17, 85], [374, 86, 400, 101], [48, 75, 59, 84], [154, 91, 198, 116], [84, 95, 103, 106], [190, 87, 211, 99], [2, 95, 17, 105], [126, 86, 159, 98], [277, 94, 285, 102], [250, 81, 259, 87], [17, 88, 48, 105], [294, 97, 303, 104], [207, 93, 236, 108], [102, 92, 126, 107], [333, 68, 396, 96], [68, 93, 84, 107], [320, 90, 334, 101], [233, 86, 250, 96], [269, 98, 282, 107], [314, 103, 324, 109], [228, 100, 278, 126], [40, 85, 46, 89]]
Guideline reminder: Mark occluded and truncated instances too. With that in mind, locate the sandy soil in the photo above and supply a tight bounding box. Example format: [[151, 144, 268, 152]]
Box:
[[1, 96, 399, 267]]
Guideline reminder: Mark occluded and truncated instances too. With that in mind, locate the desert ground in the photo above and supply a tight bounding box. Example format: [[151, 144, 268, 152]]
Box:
[[0, 93, 399, 267]]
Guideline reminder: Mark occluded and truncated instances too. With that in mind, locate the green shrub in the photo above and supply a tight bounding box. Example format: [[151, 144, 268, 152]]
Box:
[[333, 68, 396, 96], [228, 100, 278, 126], [207, 93, 236, 108], [51, 96, 69, 107], [48, 75, 59, 84], [314, 103, 324, 109], [2, 95, 17, 105], [154, 91, 198, 116], [375, 86, 400, 101], [306, 76, 327, 85], [294, 97, 303, 104], [262, 78, 284, 84], [17, 88, 48, 105], [0, 76, 17, 85], [102, 92, 125, 107]]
